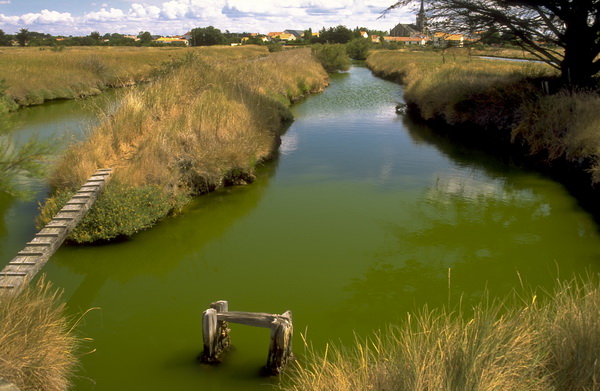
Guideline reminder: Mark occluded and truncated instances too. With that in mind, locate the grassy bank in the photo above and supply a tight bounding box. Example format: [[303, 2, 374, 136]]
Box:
[[279, 275, 600, 390], [0, 278, 82, 390], [366, 49, 600, 185], [0, 46, 196, 107], [38, 46, 328, 243]]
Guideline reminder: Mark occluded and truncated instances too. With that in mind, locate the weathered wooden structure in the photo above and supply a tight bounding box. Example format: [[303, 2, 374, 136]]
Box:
[[200, 300, 293, 375], [0, 168, 112, 295]]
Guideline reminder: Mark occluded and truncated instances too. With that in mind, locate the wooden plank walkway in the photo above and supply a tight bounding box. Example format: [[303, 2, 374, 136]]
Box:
[[0, 168, 112, 295]]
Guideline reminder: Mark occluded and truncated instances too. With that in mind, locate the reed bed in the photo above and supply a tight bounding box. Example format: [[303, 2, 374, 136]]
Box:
[[279, 276, 600, 391], [0, 277, 82, 391], [39, 47, 328, 242], [0, 46, 199, 106]]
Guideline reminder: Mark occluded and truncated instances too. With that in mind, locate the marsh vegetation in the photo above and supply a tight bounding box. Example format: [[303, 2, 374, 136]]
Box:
[[37, 46, 328, 242]]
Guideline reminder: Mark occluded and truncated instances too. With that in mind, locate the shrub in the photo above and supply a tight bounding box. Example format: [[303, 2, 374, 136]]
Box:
[[37, 181, 176, 243], [267, 42, 284, 52], [345, 38, 371, 60], [311, 44, 350, 72]]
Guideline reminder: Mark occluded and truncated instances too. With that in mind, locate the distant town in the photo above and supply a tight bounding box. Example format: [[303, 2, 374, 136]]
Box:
[[0, 6, 498, 50]]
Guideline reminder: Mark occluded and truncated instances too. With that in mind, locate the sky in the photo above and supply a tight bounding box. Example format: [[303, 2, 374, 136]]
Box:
[[0, 0, 415, 37]]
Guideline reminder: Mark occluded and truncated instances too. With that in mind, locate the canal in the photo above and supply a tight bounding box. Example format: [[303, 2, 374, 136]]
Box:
[[2, 65, 600, 389]]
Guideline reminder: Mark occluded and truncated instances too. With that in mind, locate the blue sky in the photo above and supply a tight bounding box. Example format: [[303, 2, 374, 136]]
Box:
[[0, 0, 414, 36]]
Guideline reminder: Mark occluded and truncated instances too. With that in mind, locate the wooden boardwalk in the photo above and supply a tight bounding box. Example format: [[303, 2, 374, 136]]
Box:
[[0, 168, 112, 295]]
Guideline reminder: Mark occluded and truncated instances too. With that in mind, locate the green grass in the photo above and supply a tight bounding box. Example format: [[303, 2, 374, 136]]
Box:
[[38, 47, 329, 242], [279, 275, 600, 391]]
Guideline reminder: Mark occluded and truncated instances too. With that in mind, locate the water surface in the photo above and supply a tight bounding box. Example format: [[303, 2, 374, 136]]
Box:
[[2, 66, 599, 389]]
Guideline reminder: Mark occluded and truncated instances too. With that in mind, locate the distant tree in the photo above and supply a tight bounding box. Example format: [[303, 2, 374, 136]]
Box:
[[346, 38, 372, 60], [319, 25, 354, 44], [383, 0, 600, 87], [353, 26, 370, 39], [303, 28, 314, 43], [16, 28, 30, 46], [0, 30, 11, 46], [190, 26, 224, 46], [90, 31, 101, 43], [138, 31, 153, 45]]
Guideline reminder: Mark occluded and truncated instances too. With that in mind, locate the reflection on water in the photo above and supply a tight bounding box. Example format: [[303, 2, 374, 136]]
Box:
[[1, 66, 600, 390]]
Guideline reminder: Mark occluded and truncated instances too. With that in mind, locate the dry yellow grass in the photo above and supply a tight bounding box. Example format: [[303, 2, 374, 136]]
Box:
[[40, 47, 328, 242], [0, 46, 196, 105], [279, 277, 600, 391], [0, 277, 82, 390]]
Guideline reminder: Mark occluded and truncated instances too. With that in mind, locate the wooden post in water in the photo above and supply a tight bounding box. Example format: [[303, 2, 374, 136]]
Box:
[[266, 310, 293, 375], [200, 300, 230, 362], [199, 300, 293, 375]]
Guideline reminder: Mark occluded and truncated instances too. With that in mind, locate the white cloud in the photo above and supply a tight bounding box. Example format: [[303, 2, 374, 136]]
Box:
[[130, 3, 161, 19], [160, 0, 189, 19], [0, 0, 404, 36], [85, 7, 126, 22], [0, 1, 11, 4], [0, 13, 19, 24]]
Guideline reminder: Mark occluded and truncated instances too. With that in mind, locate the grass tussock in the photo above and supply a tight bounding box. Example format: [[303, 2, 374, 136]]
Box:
[[0, 46, 197, 106], [367, 49, 552, 130], [39, 47, 328, 242], [0, 277, 82, 390], [513, 90, 600, 180], [367, 49, 600, 182], [279, 276, 600, 391]]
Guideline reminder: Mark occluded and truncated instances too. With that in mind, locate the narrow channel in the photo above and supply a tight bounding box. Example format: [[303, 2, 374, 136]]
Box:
[[2, 65, 600, 389]]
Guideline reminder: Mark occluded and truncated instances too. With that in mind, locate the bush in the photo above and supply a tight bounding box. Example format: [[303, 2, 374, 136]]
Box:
[[267, 42, 284, 52], [345, 38, 371, 60], [311, 44, 350, 72], [36, 181, 177, 243]]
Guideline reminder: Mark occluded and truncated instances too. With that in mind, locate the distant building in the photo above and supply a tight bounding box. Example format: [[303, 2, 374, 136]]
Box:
[[155, 37, 189, 45], [284, 30, 305, 39], [433, 32, 464, 47], [390, 0, 427, 37], [384, 36, 429, 46]]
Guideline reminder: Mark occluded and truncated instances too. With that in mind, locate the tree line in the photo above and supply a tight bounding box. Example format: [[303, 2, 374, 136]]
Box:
[[0, 29, 185, 47]]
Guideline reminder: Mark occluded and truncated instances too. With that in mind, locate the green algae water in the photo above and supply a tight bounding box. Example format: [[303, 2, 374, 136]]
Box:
[[2, 66, 600, 389]]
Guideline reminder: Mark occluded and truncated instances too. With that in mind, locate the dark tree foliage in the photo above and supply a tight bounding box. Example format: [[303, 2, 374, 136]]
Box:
[[16, 28, 30, 46], [383, 0, 600, 87], [318, 25, 355, 44], [303, 28, 315, 43], [138, 31, 153, 45], [190, 26, 225, 46], [0, 30, 12, 46], [90, 31, 101, 42]]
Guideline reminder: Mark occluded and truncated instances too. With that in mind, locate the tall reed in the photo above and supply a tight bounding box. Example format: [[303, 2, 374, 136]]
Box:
[[39, 47, 328, 242]]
